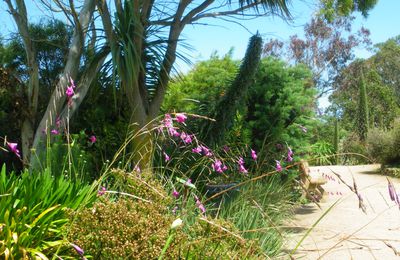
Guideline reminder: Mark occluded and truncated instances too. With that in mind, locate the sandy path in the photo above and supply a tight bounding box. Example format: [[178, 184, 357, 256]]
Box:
[[285, 164, 400, 260]]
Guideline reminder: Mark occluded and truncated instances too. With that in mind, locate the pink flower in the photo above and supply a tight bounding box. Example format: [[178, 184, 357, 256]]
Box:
[[163, 114, 173, 128], [275, 160, 283, 172], [69, 77, 76, 89], [89, 135, 96, 143], [212, 159, 227, 173], [134, 164, 141, 173], [7, 142, 20, 158], [202, 146, 213, 157], [223, 145, 230, 152], [163, 151, 170, 162], [50, 129, 59, 135], [98, 186, 106, 196], [172, 190, 180, 199], [175, 113, 187, 123], [238, 157, 248, 174], [66, 86, 74, 98], [251, 149, 257, 161], [239, 164, 248, 174], [286, 147, 294, 162], [192, 146, 202, 154], [180, 132, 192, 144], [71, 243, 84, 256], [195, 195, 206, 215]]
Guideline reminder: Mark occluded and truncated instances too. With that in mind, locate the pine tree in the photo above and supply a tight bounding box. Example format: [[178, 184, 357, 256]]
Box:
[[357, 71, 369, 141], [201, 34, 262, 146]]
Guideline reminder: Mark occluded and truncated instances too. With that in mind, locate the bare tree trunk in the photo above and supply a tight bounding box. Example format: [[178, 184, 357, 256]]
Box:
[[5, 0, 40, 165]]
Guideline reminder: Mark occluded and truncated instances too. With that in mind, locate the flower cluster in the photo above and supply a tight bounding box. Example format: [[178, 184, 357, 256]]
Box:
[[238, 157, 248, 174], [212, 159, 227, 173]]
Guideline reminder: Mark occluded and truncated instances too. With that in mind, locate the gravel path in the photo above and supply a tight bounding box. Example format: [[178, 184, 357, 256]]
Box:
[[285, 164, 400, 260]]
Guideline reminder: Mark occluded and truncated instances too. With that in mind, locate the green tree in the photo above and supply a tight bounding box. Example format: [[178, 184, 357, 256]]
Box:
[[245, 57, 316, 159]]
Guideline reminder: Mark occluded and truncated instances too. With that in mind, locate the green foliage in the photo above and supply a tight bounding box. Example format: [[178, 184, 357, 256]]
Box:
[[309, 141, 334, 166], [163, 50, 239, 116], [245, 57, 316, 161], [201, 34, 263, 146], [367, 120, 400, 165], [357, 71, 369, 141], [0, 165, 96, 259], [319, 0, 377, 21]]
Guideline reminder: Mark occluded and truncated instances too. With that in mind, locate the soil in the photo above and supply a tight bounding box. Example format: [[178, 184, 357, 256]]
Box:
[[284, 164, 400, 260]]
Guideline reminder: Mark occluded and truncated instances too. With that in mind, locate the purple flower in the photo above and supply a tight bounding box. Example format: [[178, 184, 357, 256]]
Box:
[[172, 206, 179, 214], [98, 186, 106, 196], [163, 114, 173, 128], [7, 142, 20, 158], [251, 149, 257, 161], [212, 159, 227, 173], [201, 145, 212, 157], [275, 160, 283, 172], [192, 146, 202, 154], [71, 243, 84, 256], [172, 190, 180, 199], [134, 164, 141, 173], [195, 195, 206, 215], [66, 86, 74, 98], [175, 113, 187, 124], [163, 151, 170, 162], [286, 147, 294, 162], [180, 132, 192, 144], [69, 77, 76, 89], [89, 135, 96, 143], [50, 129, 59, 135], [239, 164, 248, 174], [387, 179, 399, 205]]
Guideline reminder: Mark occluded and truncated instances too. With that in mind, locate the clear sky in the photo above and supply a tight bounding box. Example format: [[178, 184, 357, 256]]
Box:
[[1, 0, 399, 70], [176, 0, 400, 71]]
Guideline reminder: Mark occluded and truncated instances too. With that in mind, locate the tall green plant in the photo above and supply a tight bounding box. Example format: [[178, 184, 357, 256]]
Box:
[[357, 71, 369, 141], [201, 34, 263, 146]]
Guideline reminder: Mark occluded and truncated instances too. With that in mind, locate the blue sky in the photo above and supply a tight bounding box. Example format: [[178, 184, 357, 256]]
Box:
[[176, 0, 400, 70], [1, 0, 399, 70]]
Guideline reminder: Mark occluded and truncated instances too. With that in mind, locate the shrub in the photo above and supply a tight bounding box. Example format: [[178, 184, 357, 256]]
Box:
[[67, 170, 261, 259], [367, 120, 400, 165]]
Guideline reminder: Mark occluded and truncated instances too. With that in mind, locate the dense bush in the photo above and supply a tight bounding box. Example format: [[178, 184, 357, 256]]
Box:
[[367, 120, 400, 165]]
